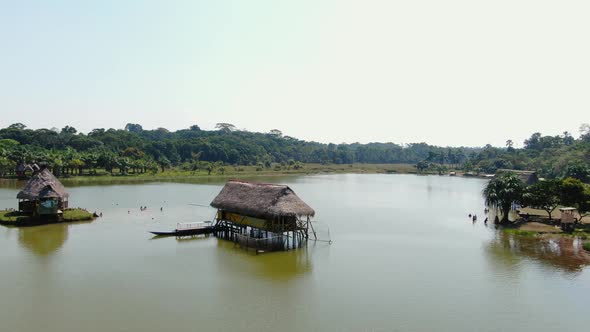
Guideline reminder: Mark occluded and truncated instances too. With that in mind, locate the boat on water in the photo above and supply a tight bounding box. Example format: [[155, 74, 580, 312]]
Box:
[[149, 221, 215, 237]]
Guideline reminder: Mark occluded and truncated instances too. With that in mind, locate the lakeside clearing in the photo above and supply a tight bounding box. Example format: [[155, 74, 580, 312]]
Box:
[[501, 207, 590, 254]]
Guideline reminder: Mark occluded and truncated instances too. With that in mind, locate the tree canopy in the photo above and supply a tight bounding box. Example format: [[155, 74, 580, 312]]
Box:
[[483, 172, 525, 224], [0, 122, 589, 184]]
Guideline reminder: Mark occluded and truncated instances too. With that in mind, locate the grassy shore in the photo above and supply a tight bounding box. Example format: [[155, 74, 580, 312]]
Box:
[[501, 208, 590, 241], [63, 208, 95, 222], [0, 210, 21, 223], [0, 208, 95, 226], [49, 163, 420, 185]]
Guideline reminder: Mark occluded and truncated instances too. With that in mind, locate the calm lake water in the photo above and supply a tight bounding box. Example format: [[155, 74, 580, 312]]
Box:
[[1, 174, 589, 332]]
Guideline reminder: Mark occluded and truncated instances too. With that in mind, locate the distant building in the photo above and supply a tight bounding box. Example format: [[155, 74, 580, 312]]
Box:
[[495, 169, 539, 185]]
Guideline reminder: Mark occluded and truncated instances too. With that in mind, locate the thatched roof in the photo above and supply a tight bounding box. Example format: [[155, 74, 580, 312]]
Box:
[[210, 180, 315, 219], [17, 169, 69, 200], [495, 169, 539, 185]]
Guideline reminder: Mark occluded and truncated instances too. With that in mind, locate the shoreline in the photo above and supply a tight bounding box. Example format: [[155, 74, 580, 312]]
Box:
[[498, 208, 590, 256], [0, 163, 488, 187]]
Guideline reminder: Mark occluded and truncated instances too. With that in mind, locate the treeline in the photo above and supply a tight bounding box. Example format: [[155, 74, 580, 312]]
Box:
[[456, 129, 590, 182], [484, 172, 590, 227], [0, 122, 478, 176], [0, 122, 589, 182]]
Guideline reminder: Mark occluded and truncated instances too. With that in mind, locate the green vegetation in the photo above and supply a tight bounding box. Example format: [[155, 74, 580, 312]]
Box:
[[463, 129, 590, 178], [1, 122, 589, 181], [484, 173, 590, 225], [483, 173, 526, 224], [63, 208, 94, 222], [522, 180, 561, 220], [583, 242, 590, 251], [0, 210, 24, 224], [0, 123, 478, 178], [0, 208, 94, 226]]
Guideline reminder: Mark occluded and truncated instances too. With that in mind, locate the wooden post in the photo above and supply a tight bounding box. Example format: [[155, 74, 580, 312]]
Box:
[[309, 216, 317, 240]]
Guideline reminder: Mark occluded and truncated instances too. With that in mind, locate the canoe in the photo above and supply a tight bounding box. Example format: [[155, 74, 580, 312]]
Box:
[[149, 227, 215, 237], [150, 221, 215, 237]]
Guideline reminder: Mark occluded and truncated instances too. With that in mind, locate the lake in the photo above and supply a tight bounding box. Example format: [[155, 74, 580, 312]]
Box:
[[1, 174, 589, 332]]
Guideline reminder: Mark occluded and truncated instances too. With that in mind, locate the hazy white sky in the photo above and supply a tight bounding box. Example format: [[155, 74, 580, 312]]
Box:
[[1, 0, 588, 147]]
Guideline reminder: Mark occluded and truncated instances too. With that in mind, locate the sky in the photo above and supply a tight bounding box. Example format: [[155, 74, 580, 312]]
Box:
[[1, 0, 589, 147]]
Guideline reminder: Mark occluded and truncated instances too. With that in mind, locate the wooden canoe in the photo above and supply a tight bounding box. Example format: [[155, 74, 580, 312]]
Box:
[[149, 226, 215, 237]]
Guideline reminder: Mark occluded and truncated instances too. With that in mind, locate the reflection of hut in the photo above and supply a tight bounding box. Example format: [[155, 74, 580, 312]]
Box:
[[17, 169, 69, 219], [211, 180, 315, 252], [18, 224, 68, 256], [495, 169, 539, 185]]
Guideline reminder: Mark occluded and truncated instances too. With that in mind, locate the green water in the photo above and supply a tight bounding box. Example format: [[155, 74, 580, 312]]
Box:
[[0, 174, 589, 332]]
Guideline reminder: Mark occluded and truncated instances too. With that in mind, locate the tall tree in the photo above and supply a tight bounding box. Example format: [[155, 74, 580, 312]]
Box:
[[215, 123, 236, 133], [269, 129, 283, 137], [8, 123, 26, 130], [523, 180, 561, 220], [124, 123, 143, 133], [483, 172, 525, 224], [560, 177, 590, 218], [61, 126, 77, 135]]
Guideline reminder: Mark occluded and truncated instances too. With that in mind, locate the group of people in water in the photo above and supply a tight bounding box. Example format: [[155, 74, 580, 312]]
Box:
[[469, 208, 490, 225]]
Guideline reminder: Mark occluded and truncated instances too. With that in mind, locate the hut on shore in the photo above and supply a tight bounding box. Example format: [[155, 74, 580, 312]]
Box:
[[559, 207, 578, 232], [17, 168, 69, 219], [15, 163, 35, 179], [495, 169, 539, 185], [211, 180, 315, 252]]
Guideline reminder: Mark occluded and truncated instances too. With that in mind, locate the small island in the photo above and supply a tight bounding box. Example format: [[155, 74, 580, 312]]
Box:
[[0, 168, 94, 227]]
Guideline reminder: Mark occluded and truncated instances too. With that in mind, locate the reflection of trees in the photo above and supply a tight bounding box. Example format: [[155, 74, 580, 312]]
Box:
[[18, 224, 69, 256], [487, 230, 590, 275], [215, 240, 312, 281]]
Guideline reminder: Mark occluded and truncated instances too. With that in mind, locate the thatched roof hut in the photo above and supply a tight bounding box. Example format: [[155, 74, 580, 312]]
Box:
[[17, 169, 69, 200], [495, 169, 539, 185], [210, 180, 314, 219], [212, 180, 316, 252]]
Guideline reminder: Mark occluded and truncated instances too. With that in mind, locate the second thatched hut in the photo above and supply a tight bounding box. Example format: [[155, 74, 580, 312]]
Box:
[[211, 180, 315, 252]]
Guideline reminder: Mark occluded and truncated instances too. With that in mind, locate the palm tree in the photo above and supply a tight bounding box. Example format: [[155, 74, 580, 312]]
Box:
[[483, 172, 525, 224]]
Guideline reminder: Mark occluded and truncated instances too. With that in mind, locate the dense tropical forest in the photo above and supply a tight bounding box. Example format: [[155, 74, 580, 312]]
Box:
[[0, 122, 589, 183]]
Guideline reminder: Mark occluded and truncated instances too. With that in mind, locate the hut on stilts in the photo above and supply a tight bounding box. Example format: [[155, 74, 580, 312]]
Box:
[[17, 168, 69, 221], [210, 180, 316, 253]]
